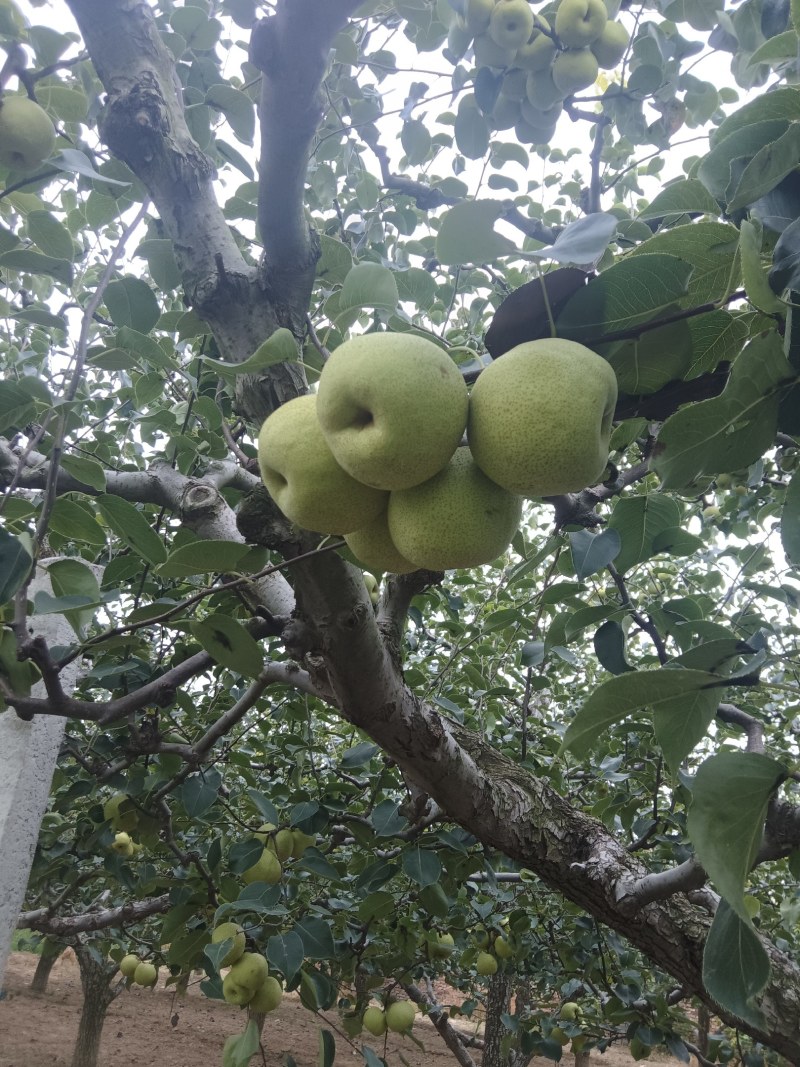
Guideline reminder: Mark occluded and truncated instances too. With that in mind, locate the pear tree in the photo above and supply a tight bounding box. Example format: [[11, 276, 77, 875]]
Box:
[[1, 1, 800, 1067]]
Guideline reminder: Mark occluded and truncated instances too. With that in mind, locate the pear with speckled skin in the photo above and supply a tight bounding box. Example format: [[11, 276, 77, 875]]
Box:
[[467, 340, 617, 497], [387, 447, 522, 571]]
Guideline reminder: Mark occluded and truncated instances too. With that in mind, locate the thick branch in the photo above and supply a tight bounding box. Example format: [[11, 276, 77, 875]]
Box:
[[402, 982, 477, 1067], [64, 0, 306, 424], [280, 547, 800, 1062], [19, 894, 170, 936], [251, 0, 362, 314]]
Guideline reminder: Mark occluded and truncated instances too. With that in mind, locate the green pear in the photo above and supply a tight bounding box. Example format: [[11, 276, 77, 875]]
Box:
[[119, 954, 141, 978], [268, 827, 295, 862], [554, 0, 608, 47], [290, 828, 317, 859], [0, 96, 56, 171], [473, 31, 518, 67], [499, 67, 529, 101], [476, 951, 498, 975], [386, 1000, 417, 1033], [560, 1001, 582, 1020], [229, 952, 269, 994], [465, 0, 495, 34], [362, 1005, 387, 1036], [515, 19, 558, 70], [103, 793, 139, 832], [257, 394, 387, 534], [316, 333, 468, 491], [467, 339, 617, 497], [248, 973, 283, 1013], [490, 92, 522, 130], [552, 48, 599, 94], [494, 934, 514, 959], [253, 821, 276, 844], [345, 509, 418, 575], [222, 969, 256, 1006], [489, 0, 534, 50], [387, 446, 522, 571], [520, 98, 563, 127], [363, 571, 380, 605], [211, 922, 246, 966], [133, 961, 158, 987], [591, 19, 630, 68], [526, 68, 565, 109], [242, 848, 282, 885], [515, 115, 558, 144], [428, 932, 456, 959], [111, 831, 135, 857], [447, 16, 473, 60]]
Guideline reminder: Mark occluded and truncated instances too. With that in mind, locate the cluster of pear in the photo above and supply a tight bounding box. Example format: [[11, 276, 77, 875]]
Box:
[[446, 0, 630, 144], [104, 794, 144, 857], [0, 94, 56, 171], [362, 999, 418, 1037], [257, 333, 617, 574], [215, 930, 283, 1012], [120, 953, 159, 988], [241, 823, 317, 886]]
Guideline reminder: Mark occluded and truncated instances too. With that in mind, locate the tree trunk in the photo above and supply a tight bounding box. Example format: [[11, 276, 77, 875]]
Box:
[[574, 1051, 591, 1066], [30, 939, 61, 993], [70, 941, 118, 1067], [696, 1003, 710, 1056], [482, 972, 513, 1067]]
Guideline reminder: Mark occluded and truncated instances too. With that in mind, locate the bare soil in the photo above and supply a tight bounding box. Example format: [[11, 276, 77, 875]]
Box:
[[0, 952, 678, 1067]]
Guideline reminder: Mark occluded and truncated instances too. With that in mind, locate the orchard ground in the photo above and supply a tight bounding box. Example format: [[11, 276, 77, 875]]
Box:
[[0, 952, 677, 1067]]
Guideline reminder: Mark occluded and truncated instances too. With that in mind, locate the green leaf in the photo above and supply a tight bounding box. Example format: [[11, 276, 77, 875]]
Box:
[[712, 87, 800, 147], [699, 119, 791, 199], [205, 84, 255, 144], [739, 220, 783, 315], [318, 1030, 336, 1067], [727, 123, 800, 212], [294, 917, 335, 961], [266, 931, 305, 982], [0, 528, 32, 605], [0, 249, 73, 285], [782, 468, 800, 566], [395, 267, 437, 309], [435, 201, 516, 266], [370, 799, 407, 837], [26, 210, 75, 260], [316, 236, 353, 285], [191, 614, 264, 678], [159, 540, 264, 578], [703, 899, 769, 1028], [608, 317, 694, 395], [688, 751, 786, 920], [401, 118, 432, 164], [48, 497, 106, 546], [454, 96, 490, 159], [222, 1022, 260, 1067], [47, 558, 102, 639], [0, 380, 36, 433], [203, 328, 297, 378], [627, 222, 740, 308], [60, 455, 107, 492], [607, 495, 682, 573], [53, 148, 131, 185], [652, 685, 720, 771], [95, 495, 168, 566], [560, 668, 723, 759], [593, 620, 633, 675], [556, 254, 693, 343], [179, 767, 223, 819], [747, 28, 800, 66], [569, 529, 621, 581], [651, 527, 705, 556], [637, 179, 721, 220], [652, 331, 795, 488], [104, 277, 161, 333], [527, 213, 618, 268], [135, 239, 181, 291], [401, 846, 442, 887], [337, 263, 399, 318]]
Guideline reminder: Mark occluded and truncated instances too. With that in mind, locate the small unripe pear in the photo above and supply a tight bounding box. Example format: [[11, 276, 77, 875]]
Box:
[[363, 1005, 387, 1036], [386, 1000, 417, 1033], [119, 953, 140, 978], [211, 922, 246, 966], [476, 951, 498, 975], [133, 962, 158, 987]]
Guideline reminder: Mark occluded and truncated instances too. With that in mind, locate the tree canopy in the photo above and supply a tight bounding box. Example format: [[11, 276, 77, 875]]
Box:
[[1, 1, 799, 1065]]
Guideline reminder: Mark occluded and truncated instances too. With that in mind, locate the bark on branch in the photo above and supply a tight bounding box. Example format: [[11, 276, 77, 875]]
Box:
[[19, 894, 170, 935]]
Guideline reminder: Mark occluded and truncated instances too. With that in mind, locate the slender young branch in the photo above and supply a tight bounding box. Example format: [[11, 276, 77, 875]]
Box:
[[716, 702, 765, 753]]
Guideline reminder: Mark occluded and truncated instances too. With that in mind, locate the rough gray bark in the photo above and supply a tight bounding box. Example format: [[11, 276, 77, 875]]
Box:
[[30, 938, 61, 993], [70, 941, 119, 1067], [482, 973, 513, 1067]]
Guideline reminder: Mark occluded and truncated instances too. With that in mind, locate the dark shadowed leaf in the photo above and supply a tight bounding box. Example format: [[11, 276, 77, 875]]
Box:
[[485, 268, 588, 358], [191, 614, 263, 678], [703, 900, 770, 1027]]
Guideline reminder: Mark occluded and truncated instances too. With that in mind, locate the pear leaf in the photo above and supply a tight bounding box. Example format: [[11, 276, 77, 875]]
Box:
[[435, 201, 516, 266]]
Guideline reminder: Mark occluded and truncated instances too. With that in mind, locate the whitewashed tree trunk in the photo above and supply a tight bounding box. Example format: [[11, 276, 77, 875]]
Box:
[[0, 564, 87, 989]]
